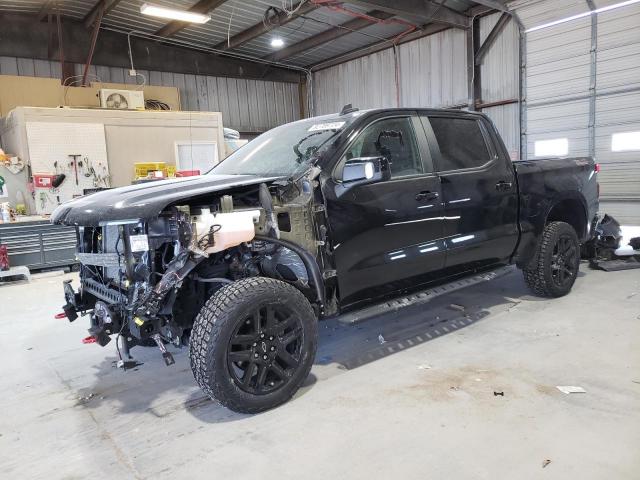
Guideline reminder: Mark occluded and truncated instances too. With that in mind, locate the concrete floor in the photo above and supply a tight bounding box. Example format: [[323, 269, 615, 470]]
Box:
[[1, 265, 639, 479]]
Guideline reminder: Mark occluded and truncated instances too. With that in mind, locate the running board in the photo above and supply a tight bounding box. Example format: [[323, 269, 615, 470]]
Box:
[[338, 266, 514, 325]]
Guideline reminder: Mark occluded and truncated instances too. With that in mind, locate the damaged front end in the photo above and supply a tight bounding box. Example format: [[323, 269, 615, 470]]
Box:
[[584, 213, 623, 261], [58, 172, 330, 367]]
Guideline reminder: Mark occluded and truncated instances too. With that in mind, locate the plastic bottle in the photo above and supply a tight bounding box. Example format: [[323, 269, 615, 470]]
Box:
[[15, 190, 27, 216], [0, 203, 10, 223], [192, 208, 260, 254]]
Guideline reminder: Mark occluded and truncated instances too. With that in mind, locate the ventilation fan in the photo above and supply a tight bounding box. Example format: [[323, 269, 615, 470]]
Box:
[[99, 89, 145, 110]]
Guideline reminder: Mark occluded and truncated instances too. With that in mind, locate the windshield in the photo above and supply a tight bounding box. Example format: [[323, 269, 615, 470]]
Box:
[[210, 116, 354, 177]]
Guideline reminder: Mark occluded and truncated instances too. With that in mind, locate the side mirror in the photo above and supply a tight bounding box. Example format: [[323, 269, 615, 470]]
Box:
[[341, 156, 390, 185]]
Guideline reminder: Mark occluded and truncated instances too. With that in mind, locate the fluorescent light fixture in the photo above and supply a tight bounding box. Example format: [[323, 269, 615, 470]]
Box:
[[140, 3, 211, 24], [271, 37, 285, 48], [612, 131, 640, 152], [526, 0, 640, 33], [534, 138, 568, 157]]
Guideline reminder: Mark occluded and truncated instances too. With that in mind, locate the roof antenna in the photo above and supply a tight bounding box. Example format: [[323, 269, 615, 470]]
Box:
[[340, 103, 359, 115]]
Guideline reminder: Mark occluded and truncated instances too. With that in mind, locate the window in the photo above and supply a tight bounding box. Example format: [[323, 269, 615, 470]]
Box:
[[534, 138, 568, 157], [212, 115, 356, 177], [175, 141, 219, 174], [612, 131, 640, 152], [428, 117, 491, 171], [343, 117, 423, 178]]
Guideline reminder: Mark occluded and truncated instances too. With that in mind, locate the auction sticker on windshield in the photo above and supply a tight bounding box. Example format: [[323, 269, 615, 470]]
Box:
[[308, 122, 345, 132]]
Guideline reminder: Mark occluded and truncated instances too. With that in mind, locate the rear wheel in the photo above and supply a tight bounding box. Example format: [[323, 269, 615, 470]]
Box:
[[189, 277, 317, 413], [523, 221, 580, 297]]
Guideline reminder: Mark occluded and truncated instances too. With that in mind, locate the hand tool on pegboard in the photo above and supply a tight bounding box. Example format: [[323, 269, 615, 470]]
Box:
[[83, 157, 92, 177], [68, 154, 81, 186]]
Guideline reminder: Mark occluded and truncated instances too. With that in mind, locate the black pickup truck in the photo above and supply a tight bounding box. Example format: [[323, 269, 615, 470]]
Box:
[[53, 107, 599, 413]]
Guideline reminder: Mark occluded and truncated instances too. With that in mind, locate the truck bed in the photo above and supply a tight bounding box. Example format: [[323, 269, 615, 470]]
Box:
[[513, 156, 599, 266]]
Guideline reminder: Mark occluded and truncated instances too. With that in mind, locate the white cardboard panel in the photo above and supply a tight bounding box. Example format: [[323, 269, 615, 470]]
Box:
[[25, 122, 110, 214]]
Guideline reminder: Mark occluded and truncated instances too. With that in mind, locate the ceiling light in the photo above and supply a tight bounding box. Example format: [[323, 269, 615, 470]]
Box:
[[526, 0, 640, 33], [140, 3, 211, 24], [271, 38, 285, 48]]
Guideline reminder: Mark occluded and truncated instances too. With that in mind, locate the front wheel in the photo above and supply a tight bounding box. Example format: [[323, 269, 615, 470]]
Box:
[[189, 277, 318, 413], [523, 221, 580, 297]]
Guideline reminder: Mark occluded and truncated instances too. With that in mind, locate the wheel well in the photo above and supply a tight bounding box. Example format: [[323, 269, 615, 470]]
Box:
[[546, 199, 587, 240]]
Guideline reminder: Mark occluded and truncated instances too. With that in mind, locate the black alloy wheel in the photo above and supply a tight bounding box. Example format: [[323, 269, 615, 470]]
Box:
[[227, 304, 304, 395], [523, 221, 581, 298], [190, 277, 317, 413], [550, 234, 579, 288]]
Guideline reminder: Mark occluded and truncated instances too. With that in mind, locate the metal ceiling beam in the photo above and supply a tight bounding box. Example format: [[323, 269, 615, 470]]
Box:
[[467, 0, 509, 12], [474, 11, 510, 65], [0, 12, 302, 83], [37, 1, 56, 21], [155, 0, 228, 37], [265, 10, 394, 62], [83, 0, 122, 28], [343, 0, 469, 29], [214, 2, 318, 51], [82, 3, 105, 86], [310, 21, 449, 70]]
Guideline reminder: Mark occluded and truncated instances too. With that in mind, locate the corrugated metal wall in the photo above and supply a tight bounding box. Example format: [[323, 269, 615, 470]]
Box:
[[312, 25, 519, 158], [312, 48, 397, 115], [397, 29, 469, 109], [479, 12, 520, 158], [594, 1, 640, 223], [515, 0, 640, 224], [519, 3, 592, 159], [0, 56, 301, 133], [312, 29, 469, 115]]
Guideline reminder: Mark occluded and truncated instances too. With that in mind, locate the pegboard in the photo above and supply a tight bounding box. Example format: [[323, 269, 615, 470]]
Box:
[[26, 122, 110, 214]]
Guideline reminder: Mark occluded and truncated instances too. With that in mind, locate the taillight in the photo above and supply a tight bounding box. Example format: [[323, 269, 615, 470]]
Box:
[[594, 163, 601, 173]]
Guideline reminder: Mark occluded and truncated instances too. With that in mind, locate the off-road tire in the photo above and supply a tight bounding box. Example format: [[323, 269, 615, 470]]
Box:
[[189, 277, 318, 414], [523, 221, 580, 297]]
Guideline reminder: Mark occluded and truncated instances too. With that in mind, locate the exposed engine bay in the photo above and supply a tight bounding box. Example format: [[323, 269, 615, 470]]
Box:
[[62, 171, 331, 367]]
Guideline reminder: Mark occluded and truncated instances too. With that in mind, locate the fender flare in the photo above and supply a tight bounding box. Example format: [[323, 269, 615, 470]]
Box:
[[542, 191, 589, 239]]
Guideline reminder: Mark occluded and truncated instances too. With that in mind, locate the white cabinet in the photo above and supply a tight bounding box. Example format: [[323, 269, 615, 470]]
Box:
[[0, 107, 225, 215]]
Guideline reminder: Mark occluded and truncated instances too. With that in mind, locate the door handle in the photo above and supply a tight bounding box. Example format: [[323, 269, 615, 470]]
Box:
[[495, 181, 513, 191], [415, 191, 439, 201]]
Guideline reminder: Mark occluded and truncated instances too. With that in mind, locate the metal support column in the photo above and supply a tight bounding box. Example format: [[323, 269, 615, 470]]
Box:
[[472, 15, 482, 111], [586, 0, 598, 160], [467, 25, 476, 110], [514, 12, 527, 161], [55, 11, 66, 85]]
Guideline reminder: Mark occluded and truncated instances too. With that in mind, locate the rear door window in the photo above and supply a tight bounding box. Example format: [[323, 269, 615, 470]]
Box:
[[426, 117, 492, 171]]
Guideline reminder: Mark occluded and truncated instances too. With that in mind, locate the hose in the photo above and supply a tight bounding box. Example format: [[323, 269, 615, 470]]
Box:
[[191, 275, 233, 284]]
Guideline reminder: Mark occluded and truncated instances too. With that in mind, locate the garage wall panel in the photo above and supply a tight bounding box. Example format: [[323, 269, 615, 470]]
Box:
[[0, 56, 300, 132], [514, 0, 640, 223], [398, 29, 469, 108], [512, 0, 589, 29], [312, 29, 469, 115], [484, 103, 520, 158], [312, 48, 396, 115], [595, 2, 640, 213], [479, 13, 519, 103], [526, 19, 591, 103]]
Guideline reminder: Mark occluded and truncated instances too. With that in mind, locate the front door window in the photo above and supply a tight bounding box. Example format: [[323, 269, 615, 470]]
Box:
[[343, 117, 423, 178]]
